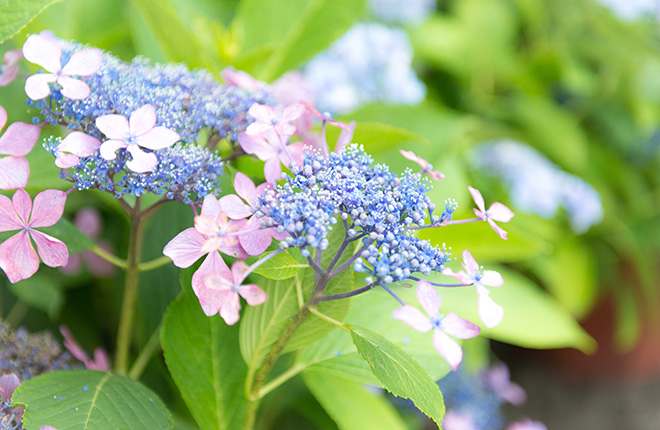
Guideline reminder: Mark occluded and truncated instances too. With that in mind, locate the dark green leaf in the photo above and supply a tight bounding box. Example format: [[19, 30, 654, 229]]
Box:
[[41, 218, 94, 254], [9, 273, 63, 317]]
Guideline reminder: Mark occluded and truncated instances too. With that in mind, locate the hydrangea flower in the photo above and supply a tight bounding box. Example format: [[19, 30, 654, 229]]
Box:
[[0, 189, 68, 283], [468, 186, 514, 240], [0, 50, 22, 87], [442, 250, 504, 328], [201, 261, 268, 324], [53, 131, 101, 169], [0, 105, 40, 190], [392, 280, 480, 370], [442, 410, 477, 430], [97, 104, 180, 173], [238, 131, 306, 184], [400, 149, 445, 180], [483, 362, 527, 406], [245, 103, 305, 138], [22, 33, 102, 100]]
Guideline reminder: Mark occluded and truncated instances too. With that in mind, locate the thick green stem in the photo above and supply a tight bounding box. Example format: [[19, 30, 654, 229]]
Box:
[[114, 200, 146, 375]]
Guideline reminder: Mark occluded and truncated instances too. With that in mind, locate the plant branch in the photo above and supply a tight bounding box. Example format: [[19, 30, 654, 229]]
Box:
[[89, 245, 128, 269], [317, 282, 377, 303]]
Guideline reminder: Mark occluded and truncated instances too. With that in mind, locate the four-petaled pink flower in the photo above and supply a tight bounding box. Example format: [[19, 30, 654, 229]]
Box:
[[0, 189, 69, 283], [400, 150, 445, 181], [0, 50, 22, 87], [442, 250, 504, 328], [238, 131, 306, 184], [96, 104, 180, 173], [468, 186, 514, 240], [245, 103, 305, 137], [163, 195, 249, 314], [392, 280, 480, 371], [53, 131, 102, 168], [219, 172, 285, 255], [202, 261, 267, 324], [0, 105, 40, 190], [22, 33, 102, 100]]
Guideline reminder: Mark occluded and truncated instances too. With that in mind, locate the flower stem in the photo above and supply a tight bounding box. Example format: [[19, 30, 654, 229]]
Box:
[[138, 255, 171, 272], [89, 245, 128, 269], [128, 323, 161, 380], [114, 199, 146, 375]]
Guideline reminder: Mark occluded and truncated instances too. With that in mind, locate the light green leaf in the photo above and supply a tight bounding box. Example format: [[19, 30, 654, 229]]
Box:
[[303, 372, 407, 430], [13, 370, 171, 430], [252, 251, 308, 280], [9, 273, 63, 317], [0, 0, 59, 43], [326, 121, 429, 155], [161, 268, 248, 430], [348, 325, 445, 426]]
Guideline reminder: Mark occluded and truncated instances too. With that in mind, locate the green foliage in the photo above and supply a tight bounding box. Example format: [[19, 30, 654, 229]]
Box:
[[349, 325, 445, 426], [13, 370, 172, 429], [252, 251, 308, 280], [0, 0, 58, 43], [160, 268, 248, 430], [41, 218, 95, 254], [8, 273, 63, 317]]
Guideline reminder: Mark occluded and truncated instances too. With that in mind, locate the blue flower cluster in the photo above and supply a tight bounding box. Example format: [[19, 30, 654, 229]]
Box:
[[369, 0, 436, 25], [256, 144, 449, 284], [44, 139, 225, 202]]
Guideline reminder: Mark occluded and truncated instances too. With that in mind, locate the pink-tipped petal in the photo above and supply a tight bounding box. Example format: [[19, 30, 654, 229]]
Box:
[[219, 194, 252, 219], [0, 373, 21, 402], [233, 172, 257, 204], [476, 286, 504, 328], [0, 231, 39, 283], [135, 126, 179, 150], [0, 122, 40, 156], [392, 305, 433, 333], [24, 73, 57, 100], [487, 202, 515, 223], [441, 267, 474, 285], [29, 190, 66, 228], [129, 104, 157, 136], [238, 132, 275, 160], [30, 230, 68, 268], [432, 329, 463, 371], [219, 292, 241, 325], [239, 284, 268, 306], [191, 252, 231, 316], [230, 260, 249, 282], [22, 34, 62, 73], [468, 186, 486, 214], [99, 139, 127, 161], [480, 270, 504, 288], [416, 280, 441, 317], [264, 156, 282, 184], [461, 250, 479, 275], [239, 219, 272, 256], [0, 156, 29, 190], [428, 169, 445, 181], [126, 145, 158, 173], [279, 103, 305, 123], [441, 312, 481, 339], [96, 114, 129, 140], [61, 48, 102, 76], [90, 348, 111, 371], [248, 104, 275, 123], [488, 219, 508, 240], [12, 188, 32, 225], [400, 149, 424, 165], [0, 194, 23, 231], [163, 227, 206, 268], [59, 132, 102, 157], [194, 215, 219, 236], [57, 76, 91, 99]]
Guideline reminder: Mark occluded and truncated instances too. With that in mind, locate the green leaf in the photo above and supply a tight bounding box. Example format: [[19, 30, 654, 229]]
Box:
[[41, 218, 95, 254], [161, 268, 248, 430], [303, 372, 407, 430], [252, 251, 308, 280], [13, 370, 171, 429], [9, 273, 63, 317], [348, 325, 445, 426], [326, 121, 429, 156], [0, 0, 59, 43]]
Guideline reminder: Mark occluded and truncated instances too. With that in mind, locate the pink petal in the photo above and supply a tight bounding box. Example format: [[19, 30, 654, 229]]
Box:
[[468, 186, 486, 214], [488, 219, 508, 240], [136, 126, 180, 150], [126, 145, 158, 173], [0, 193, 23, 231], [335, 120, 356, 152], [0, 122, 40, 156], [432, 329, 463, 371], [461, 250, 479, 275], [248, 103, 275, 123], [24, 73, 57, 100], [441, 312, 481, 339], [128, 105, 157, 136], [29, 189, 66, 228], [279, 103, 305, 123], [239, 218, 272, 255], [61, 48, 103, 76], [0, 51, 21, 87], [239, 283, 268, 306], [60, 325, 91, 364], [59, 131, 102, 157], [400, 149, 425, 167], [472, 207, 487, 221], [221, 67, 263, 90], [163, 227, 206, 268], [22, 34, 62, 73], [246, 122, 273, 136], [191, 252, 231, 316], [12, 188, 32, 225], [480, 270, 504, 288], [57, 76, 91, 99], [82, 244, 116, 277], [96, 114, 129, 140], [487, 363, 527, 406], [392, 305, 433, 333], [441, 267, 474, 285], [233, 172, 257, 204], [416, 280, 441, 317], [0, 156, 29, 190], [476, 286, 504, 328], [488, 202, 515, 223], [99, 139, 127, 161], [230, 260, 249, 282], [30, 230, 68, 268], [0, 106, 5, 129], [238, 132, 276, 160], [274, 123, 296, 137], [200, 194, 223, 220], [219, 219, 250, 259], [264, 156, 282, 184], [0, 230, 39, 283], [219, 194, 252, 219], [55, 153, 80, 168], [428, 169, 445, 181], [89, 348, 111, 371], [443, 411, 477, 430], [194, 215, 219, 236], [0, 373, 21, 402], [220, 292, 241, 325]]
